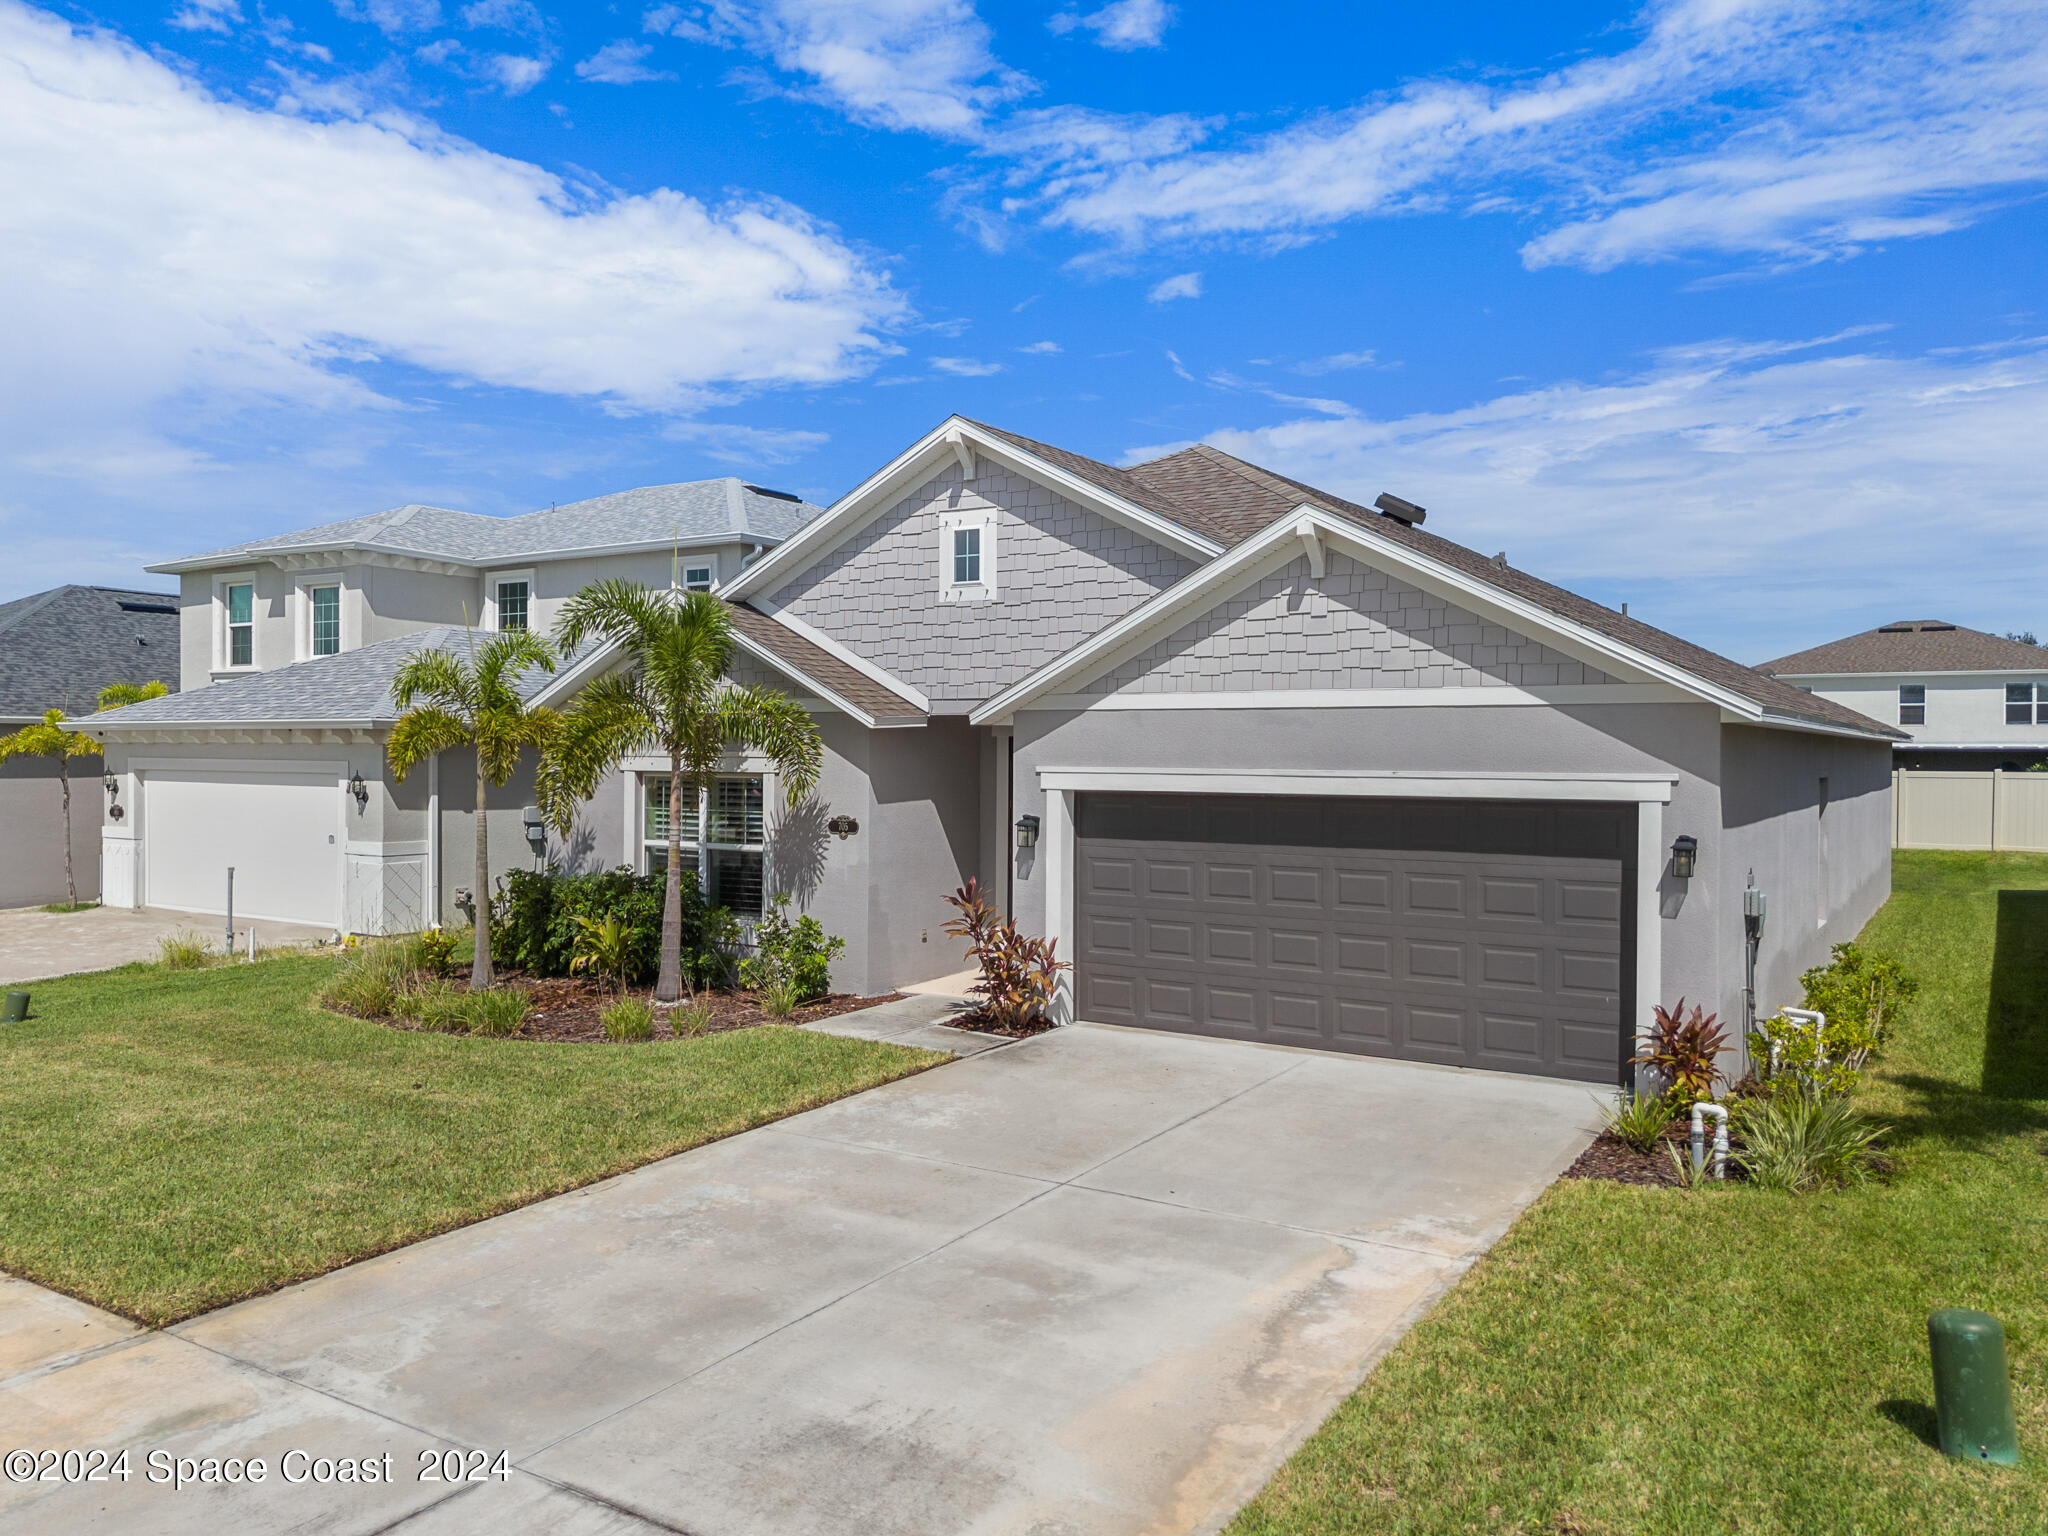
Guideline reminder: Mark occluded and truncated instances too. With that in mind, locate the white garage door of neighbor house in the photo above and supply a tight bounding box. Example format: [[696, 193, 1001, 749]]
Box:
[[144, 770, 343, 927]]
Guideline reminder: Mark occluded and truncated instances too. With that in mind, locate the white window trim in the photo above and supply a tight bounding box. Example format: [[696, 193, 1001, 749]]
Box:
[[292, 571, 346, 662], [939, 509, 997, 603], [682, 557, 716, 592], [624, 754, 778, 916], [484, 568, 537, 634], [214, 571, 260, 673]]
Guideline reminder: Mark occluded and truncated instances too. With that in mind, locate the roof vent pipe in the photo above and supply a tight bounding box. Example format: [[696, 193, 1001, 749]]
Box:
[[1373, 492, 1426, 527]]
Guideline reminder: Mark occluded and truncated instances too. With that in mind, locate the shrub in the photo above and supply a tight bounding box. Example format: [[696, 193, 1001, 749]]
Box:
[[569, 911, 639, 993], [757, 975, 805, 1019], [1632, 1000, 1729, 1104], [323, 966, 396, 1019], [942, 877, 1069, 1032], [463, 988, 532, 1038], [319, 937, 431, 1017], [1598, 1090, 1676, 1153], [395, 979, 468, 1032], [499, 866, 734, 987], [739, 894, 844, 1003], [415, 927, 458, 976], [602, 996, 655, 1042], [157, 930, 214, 970], [1732, 1091, 1892, 1193], [1799, 942, 1918, 1049], [674, 1000, 713, 1038]]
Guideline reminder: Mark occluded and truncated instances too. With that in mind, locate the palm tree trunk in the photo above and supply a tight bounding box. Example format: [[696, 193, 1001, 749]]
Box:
[[59, 757, 76, 909], [471, 751, 493, 990], [655, 749, 685, 1002]]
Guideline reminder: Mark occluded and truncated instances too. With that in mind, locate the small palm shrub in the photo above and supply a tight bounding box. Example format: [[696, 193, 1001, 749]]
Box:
[[1632, 1000, 1729, 1104], [157, 930, 214, 970], [463, 988, 532, 1038], [1732, 1091, 1891, 1193], [739, 894, 844, 1003], [942, 877, 1069, 1032], [602, 996, 654, 1041], [675, 1000, 713, 1038], [1598, 1090, 1676, 1153], [758, 975, 805, 1019], [570, 912, 639, 994]]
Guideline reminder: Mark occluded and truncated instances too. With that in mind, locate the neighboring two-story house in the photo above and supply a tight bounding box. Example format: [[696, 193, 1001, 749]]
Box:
[[1761, 621, 2048, 770], [74, 418, 1900, 1087]]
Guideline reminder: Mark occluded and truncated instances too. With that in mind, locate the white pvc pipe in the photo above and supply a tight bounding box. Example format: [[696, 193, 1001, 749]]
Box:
[[1691, 1101, 1730, 1180], [1778, 1007, 1829, 1069]]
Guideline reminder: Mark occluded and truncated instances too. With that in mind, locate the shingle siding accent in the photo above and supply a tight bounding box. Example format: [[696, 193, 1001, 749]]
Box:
[[1076, 552, 1619, 696], [767, 459, 1194, 706]]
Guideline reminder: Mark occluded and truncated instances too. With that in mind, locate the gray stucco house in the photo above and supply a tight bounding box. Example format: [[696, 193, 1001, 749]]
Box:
[[0, 584, 180, 907], [73, 419, 1900, 1084]]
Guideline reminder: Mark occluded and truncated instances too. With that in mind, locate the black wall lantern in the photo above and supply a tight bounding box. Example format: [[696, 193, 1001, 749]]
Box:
[[104, 771, 124, 822], [1671, 835, 1698, 880], [1014, 813, 1040, 849], [349, 770, 369, 810], [826, 814, 860, 839]]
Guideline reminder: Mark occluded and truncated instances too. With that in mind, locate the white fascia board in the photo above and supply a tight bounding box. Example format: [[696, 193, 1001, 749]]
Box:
[[1037, 766, 1678, 804], [64, 717, 382, 736], [1033, 683, 1687, 710], [150, 531, 775, 578], [1774, 668, 2048, 681], [723, 417, 1222, 604], [529, 638, 625, 709], [975, 505, 1768, 727], [744, 598, 931, 711], [1742, 710, 1908, 743]]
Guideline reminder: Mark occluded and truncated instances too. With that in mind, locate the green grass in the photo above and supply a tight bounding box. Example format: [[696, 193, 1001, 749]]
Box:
[[1229, 851, 2048, 1536], [0, 952, 940, 1326], [37, 901, 98, 914]]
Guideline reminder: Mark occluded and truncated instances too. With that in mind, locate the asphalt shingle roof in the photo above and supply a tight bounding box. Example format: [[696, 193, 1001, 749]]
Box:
[[157, 479, 824, 573], [971, 422, 1898, 740], [1762, 622, 2048, 677], [0, 585, 181, 721], [727, 603, 926, 724]]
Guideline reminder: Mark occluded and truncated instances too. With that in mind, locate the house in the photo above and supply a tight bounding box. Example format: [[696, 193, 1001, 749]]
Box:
[[72, 420, 1902, 1084], [0, 584, 180, 908], [1761, 621, 2048, 770]]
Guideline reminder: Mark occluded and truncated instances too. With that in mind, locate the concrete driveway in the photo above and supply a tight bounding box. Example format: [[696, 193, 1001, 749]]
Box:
[[0, 904, 331, 986], [0, 1007, 1599, 1536]]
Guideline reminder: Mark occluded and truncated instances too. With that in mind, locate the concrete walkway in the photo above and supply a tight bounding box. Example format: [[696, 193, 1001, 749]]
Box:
[[0, 904, 331, 986], [0, 998, 1600, 1535]]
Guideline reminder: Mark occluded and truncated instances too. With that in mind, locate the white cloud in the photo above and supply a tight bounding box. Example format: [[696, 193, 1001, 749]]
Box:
[[460, 0, 542, 31], [662, 421, 828, 463], [1147, 271, 1200, 302], [169, 0, 242, 33], [930, 355, 1003, 375], [1048, 0, 1174, 51], [0, 2, 905, 490], [1043, 0, 2048, 271], [1291, 350, 1376, 375], [575, 39, 672, 84], [1017, 340, 1061, 354], [333, 0, 443, 35], [483, 51, 550, 92], [1132, 333, 2048, 654], [647, 0, 1030, 139]]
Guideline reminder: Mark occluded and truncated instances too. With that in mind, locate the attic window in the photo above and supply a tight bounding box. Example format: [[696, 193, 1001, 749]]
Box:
[[742, 484, 803, 502], [118, 601, 176, 615], [940, 510, 995, 602]]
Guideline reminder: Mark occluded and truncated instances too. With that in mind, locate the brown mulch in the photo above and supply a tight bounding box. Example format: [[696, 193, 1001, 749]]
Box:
[[943, 1003, 1059, 1038], [379, 968, 903, 1043], [1563, 1117, 1748, 1188]]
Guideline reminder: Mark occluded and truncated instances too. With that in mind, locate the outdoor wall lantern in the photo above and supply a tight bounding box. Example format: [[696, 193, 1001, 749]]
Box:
[[104, 772, 124, 822], [826, 815, 860, 839], [1014, 813, 1040, 849], [102, 771, 119, 797], [1671, 835, 1699, 880], [348, 770, 369, 810]]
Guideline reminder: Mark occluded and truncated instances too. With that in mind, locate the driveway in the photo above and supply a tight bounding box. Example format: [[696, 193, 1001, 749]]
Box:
[[1, 1005, 1599, 1535], [0, 904, 331, 986]]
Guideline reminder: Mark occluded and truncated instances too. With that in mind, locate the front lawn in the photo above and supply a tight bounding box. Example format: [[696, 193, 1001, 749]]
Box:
[[1231, 850, 2048, 1536], [0, 952, 940, 1326]]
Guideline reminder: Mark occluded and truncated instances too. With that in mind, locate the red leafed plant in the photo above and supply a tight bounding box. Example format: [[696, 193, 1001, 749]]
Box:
[[941, 878, 1069, 1034], [1632, 999, 1730, 1104]]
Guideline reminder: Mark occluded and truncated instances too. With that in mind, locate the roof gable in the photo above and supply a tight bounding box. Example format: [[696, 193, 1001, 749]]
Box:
[[1764, 621, 2048, 676]]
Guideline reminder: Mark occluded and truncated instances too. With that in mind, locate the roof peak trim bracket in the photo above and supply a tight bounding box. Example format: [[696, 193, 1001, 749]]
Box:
[[945, 427, 976, 482], [1294, 512, 1324, 580]]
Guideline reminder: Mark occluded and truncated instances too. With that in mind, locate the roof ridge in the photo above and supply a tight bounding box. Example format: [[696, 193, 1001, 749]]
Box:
[[0, 587, 67, 641]]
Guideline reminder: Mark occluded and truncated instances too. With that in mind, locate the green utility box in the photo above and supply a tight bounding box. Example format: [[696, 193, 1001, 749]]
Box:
[[1, 991, 27, 1023], [1928, 1308, 2020, 1466]]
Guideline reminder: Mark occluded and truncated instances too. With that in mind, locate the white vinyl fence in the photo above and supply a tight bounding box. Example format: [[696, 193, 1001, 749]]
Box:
[[1894, 769, 2048, 851]]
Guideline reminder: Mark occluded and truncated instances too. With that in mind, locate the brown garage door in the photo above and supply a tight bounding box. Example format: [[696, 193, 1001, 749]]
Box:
[[1074, 794, 1632, 1083]]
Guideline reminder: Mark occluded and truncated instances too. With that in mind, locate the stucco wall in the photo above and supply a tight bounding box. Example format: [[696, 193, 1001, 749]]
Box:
[[767, 457, 1194, 708], [0, 754, 102, 907], [1787, 670, 2048, 750], [1716, 725, 1894, 1049], [1079, 551, 1618, 696]]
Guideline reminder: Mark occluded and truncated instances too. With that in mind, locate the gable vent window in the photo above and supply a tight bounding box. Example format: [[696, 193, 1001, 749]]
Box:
[[310, 585, 341, 657], [940, 511, 996, 602], [226, 582, 254, 668], [1898, 683, 1925, 726], [684, 564, 714, 592], [496, 580, 530, 634], [2009, 683, 2042, 726]]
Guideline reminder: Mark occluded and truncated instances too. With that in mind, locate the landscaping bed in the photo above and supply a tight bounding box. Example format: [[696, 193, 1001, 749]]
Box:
[[1560, 1121, 1692, 1188], [1228, 850, 2048, 1536], [380, 970, 903, 1043]]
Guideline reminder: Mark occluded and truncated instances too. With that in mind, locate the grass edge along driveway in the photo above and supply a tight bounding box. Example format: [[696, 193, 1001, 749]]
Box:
[[0, 953, 941, 1327], [1228, 850, 2048, 1536]]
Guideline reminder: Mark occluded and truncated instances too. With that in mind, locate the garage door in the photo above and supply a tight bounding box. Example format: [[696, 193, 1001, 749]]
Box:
[[1074, 794, 1631, 1082], [144, 769, 343, 927]]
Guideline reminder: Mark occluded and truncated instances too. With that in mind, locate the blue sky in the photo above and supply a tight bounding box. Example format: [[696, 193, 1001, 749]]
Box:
[[2, 0, 2044, 660]]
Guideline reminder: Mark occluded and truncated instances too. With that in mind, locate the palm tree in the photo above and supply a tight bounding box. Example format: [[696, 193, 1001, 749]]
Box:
[[541, 584, 823, 1002], [96, 680, 170, 710], [0, 709, 102, 908], [385, 631, 558, 989]]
